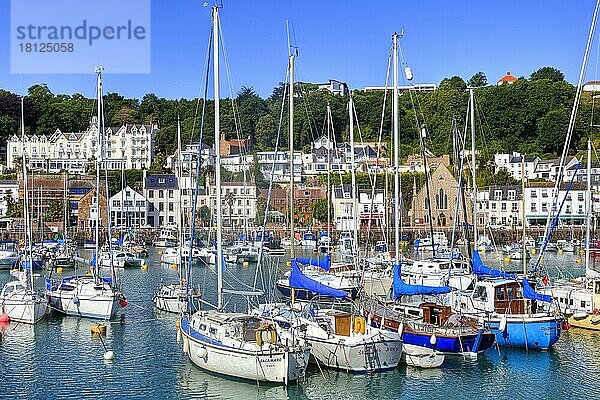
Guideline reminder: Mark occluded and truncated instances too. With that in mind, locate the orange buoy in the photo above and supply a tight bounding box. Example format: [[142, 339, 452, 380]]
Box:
[[0, 314, 10, 323]]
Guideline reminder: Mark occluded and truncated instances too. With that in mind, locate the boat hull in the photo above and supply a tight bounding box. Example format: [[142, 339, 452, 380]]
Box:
[[153, 284, 200, 314], [180, 318, 309, 384], [0, 294, 48, 324], [401, 343, 445, 368], [307, 335, 402, 372], [46, 277, 120, 320], [568, 314, 600, 330], [486, 316, 562, 349]]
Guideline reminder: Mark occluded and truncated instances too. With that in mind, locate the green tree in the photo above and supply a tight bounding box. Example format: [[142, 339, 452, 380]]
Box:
[[468, 72, 487, 87], [536, 108, 570, 153], [530, 67, 565, 82], [198, 205, 211, 227], [46, 199, 64, 222], [439, 76, 467, 91], [312, 198, 332, 223]]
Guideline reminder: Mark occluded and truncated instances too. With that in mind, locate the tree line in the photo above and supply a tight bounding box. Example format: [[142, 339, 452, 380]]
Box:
[[0, 66, 595, 166]]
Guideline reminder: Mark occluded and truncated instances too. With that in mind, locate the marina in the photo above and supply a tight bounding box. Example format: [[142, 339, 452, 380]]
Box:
[[1, 250, 600, 399], [3, 1, 600, 399]]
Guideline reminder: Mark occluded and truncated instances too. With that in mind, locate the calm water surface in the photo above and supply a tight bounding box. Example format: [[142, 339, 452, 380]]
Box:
[[0, 249, 598, 399]]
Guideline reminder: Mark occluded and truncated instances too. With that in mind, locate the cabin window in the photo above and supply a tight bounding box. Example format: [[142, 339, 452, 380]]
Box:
[[582, 301, 587, 308], [209, 327, 217, 335], [496, 287, 505, 301], [570, 299, 574, 306], [506, 287, 516, 301], [199, 324, 207, 331], [474, 286, 487, 301], [595, 281, 600, 295]]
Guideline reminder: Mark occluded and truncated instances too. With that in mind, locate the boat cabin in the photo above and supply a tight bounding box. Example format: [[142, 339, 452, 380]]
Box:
[[402, 258, 474, 291], [420, 302, 452, 326], [468, 279, 533, 315]]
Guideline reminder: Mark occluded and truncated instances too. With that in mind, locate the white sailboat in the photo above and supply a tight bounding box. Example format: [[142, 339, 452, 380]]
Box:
[[178, 6, 310, 385], [0, 97, 49, 325], [46, 67, 124, 320], [155, 117, 200, 313]]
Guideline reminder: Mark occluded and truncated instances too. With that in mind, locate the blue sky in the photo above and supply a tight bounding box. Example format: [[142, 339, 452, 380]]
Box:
[[0, 0, 597, 100]]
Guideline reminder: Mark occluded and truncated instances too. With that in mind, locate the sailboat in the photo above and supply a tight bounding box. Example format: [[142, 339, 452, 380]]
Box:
[[155, 117, 201, 314], [45, 67, 125, 320], [0, 97, 49, 324], [550, 140, 600, 329], [178, 6, 310, 385]]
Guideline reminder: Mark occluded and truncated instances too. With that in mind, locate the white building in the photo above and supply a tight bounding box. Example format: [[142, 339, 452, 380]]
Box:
[[358, 189, 385, 227], [493, 152, 539, 181], [205, 181, 257, 228], [221, 154, 254, 173], [256, 151, 302, 183], [533, 156, 579, 181], [524, 182, 586, 227], [486, 185, 523, 228], [7, 117, 157, 173], [165, 143, 214, 172], [332, 185, 357, 231], [109, 186, 149, 228]]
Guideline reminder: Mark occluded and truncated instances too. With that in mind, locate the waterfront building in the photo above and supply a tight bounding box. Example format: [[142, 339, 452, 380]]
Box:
[[109, 186, 150, 228], [143, 173, 179, 227], [77, 188, 108, 235], [524, 182, 586, 227], [332, 185, 356, 231], [486, 185, 523, 229], [7, 117, 157, 173]]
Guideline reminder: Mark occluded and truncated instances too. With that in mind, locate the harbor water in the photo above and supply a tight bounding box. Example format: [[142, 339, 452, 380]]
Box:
[[1, 249, 600, 399]]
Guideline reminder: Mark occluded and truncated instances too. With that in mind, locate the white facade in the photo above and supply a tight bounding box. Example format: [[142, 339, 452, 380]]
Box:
[[493, 152, 539, 181], [7, 118, 157, 173], [524, 183, 586, 226], [144, 174, 180, 227], [358, 190, 385, 226], [256, 151, 302, 183], [206, 182, 257, 228], [486, 186, 523, 228], [221, 154, 254, 173], [332, 185, 357, 231], [109, 186, 149, 228], [165, 143, 215, 172], [533, 157, 579, 182]]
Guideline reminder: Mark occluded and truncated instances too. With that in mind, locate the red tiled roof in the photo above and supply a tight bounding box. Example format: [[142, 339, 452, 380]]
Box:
[[498, 72, 518, 83]]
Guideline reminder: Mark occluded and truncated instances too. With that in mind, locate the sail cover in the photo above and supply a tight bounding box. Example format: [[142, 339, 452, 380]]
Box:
[[295, 254, 331, 271], [392, 264, 451, 299], [289, 259, 348, 298], [522, 278, 552, 303], [472, 250, 516, 279]]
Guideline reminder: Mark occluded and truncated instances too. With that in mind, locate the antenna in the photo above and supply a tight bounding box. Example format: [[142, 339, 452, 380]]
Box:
[[286, 20, 299, 58]]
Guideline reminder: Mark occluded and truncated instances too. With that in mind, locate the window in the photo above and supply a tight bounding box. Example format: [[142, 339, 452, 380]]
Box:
[[136, 201, 145, 207], [491, 203, 497, 210], [435, 188, 448, 210], [168, 190, 174, 198], [148, 190, 154, 199], [531, 190, 537, 198], [113, 200, 121, 207], [494, 190, 502, 201], [159, 203, 164, 211], [159, 191, 164, 199], [496, 287, 505, 300], [511, 203, 518, 212], [508, 190, 516, 200], [168, 203, 174, 211], [501, 203, 507, 211], [168, 216, 174, 223], [578, 193, 584, 201]]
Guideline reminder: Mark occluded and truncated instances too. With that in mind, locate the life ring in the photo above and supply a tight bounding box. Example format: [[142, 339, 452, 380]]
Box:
[[354, 316, 366, 335], [256, 323, 277, 346]]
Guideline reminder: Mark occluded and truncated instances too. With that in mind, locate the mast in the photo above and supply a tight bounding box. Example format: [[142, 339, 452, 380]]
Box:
[[289, 53, 295, 260], [94, 66, 103, 281], [21, 98, 33, 290], [586, 138, 592, 278], [213, 5, 224, 310], [392, 32, 400, 264], [522, 157, 527, 275], [349, 95, 358, 265], [326, 103, 332, 249], [177, 116, 184, 274], [470, 88, 478, 248]]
